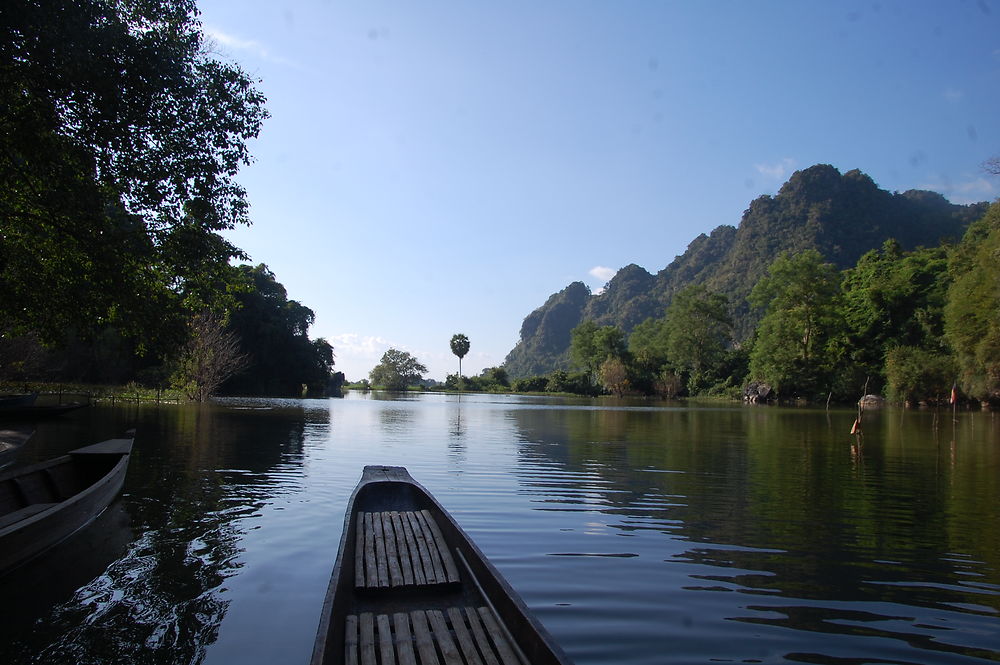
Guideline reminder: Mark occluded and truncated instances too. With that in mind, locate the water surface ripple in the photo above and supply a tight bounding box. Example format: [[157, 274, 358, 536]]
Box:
[[0, 393, 997, 664]]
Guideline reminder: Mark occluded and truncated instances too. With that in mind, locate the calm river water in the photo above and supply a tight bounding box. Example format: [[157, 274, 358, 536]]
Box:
[[1, 392, 998, 664]]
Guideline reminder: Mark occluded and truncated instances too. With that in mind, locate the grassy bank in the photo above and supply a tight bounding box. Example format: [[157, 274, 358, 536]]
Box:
[[1, 381, 185, 404]]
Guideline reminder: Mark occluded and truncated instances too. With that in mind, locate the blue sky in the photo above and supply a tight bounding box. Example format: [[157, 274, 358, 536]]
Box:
[[200, 0, 1000, 382]]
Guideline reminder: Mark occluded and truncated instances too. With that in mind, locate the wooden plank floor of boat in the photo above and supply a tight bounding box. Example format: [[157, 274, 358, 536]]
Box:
[[349, 509, 522, 664], [355, 510, 460, 590], [346, 606, 522, 665]]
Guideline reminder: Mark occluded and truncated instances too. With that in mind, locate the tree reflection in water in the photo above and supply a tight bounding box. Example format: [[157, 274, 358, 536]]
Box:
[[0, 402, 312, 665]]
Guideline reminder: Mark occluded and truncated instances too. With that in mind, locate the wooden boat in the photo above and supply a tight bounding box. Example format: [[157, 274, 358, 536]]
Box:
[[0, 401, 89, 420], [312, 465, 573, 665], [0, 431, 134, 573], [0, 393, 38, 408]]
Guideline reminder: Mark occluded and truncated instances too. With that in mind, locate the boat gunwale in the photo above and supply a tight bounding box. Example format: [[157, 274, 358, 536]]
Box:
[[311, 465, 573, 665], [0, 452, 131, 538], [0, 434, 134, 574]]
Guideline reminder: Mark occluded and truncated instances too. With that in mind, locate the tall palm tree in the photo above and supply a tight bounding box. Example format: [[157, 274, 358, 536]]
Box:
[[450, 334, 470, 387]]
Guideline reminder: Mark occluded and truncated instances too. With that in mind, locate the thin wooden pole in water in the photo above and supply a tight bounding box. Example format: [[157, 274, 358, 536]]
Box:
[[851, 377, 869, 436]]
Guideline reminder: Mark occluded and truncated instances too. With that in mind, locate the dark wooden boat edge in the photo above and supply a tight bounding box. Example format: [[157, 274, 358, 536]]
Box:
[[0, 401, 90, 420], [311, 465, 573, 665], [0, 430, 134, 573]]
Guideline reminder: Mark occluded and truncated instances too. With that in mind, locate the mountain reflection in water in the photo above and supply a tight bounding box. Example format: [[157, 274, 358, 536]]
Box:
[[0, 394, 996, 665]]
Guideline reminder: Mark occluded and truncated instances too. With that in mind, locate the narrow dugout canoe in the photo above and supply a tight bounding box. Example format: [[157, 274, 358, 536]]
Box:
[[311, 465, 573, 665], [0, 401, 89, 420], [0, 393, 38, 408], [0, 431, 134, 573]]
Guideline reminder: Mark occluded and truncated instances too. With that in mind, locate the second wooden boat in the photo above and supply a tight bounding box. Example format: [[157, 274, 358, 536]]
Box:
[[312, 465, 573, 665], [0, 401, 89, 420], [0, 393, 38, 408], [0, 431, 134, 573]]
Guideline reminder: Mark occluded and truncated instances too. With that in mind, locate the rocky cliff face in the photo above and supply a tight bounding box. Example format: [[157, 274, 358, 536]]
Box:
[[503, 281, 591, 378], [503, 164, 989, 378]]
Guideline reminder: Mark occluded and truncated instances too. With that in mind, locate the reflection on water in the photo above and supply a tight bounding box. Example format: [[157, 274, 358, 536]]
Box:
[[0, 394, 997, 664]]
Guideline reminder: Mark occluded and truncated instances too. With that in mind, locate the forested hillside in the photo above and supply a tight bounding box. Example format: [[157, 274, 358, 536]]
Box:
[[504, 165, 988, 378]]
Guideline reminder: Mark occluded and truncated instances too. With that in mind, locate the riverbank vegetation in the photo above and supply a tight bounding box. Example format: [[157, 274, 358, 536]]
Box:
[[509, 200, 1000, 407], [0, 1, 334, 399]]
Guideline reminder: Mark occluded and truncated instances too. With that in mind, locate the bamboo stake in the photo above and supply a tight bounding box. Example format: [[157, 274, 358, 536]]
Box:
[[851, 377, 870, 436]]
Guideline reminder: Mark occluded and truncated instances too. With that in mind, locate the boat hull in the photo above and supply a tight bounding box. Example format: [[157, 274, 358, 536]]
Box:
[[312, 465, 572, 665], [0, 435, 133, 573], [0, 402, 89, 420]]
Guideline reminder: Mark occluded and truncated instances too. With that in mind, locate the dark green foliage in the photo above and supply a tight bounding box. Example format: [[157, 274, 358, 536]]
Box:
[[0, 0, 268, 344], [583, 264, 659, 331], [450, 333, 470, 386], [885, 346, 957, 405], [748, 250, 842, 397], [569, 321, 627, 375], [627, 285, 734, 395], [837, 241, 952, 394], [511, 375, 549, 392], [220, 265, 334, 397], [660, 285, 732, 393], [546, 370, 597, 395], [944, 202, 1000, 403], [446, 366, 510, 392]]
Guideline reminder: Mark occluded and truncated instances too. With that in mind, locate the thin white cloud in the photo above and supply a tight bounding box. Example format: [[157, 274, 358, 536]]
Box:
[[204, 26, 297, 67], [589, 266, 617, 282], [328, 333, 391, 357], [754, 158, 797, 181], [919, 176, 997, 204], [943, 88, 965, 103]]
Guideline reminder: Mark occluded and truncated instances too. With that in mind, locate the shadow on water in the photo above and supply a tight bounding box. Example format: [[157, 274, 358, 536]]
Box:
[[0, 401, 319, 665], [2, 396, 998, 664], [505, 404, 1000, 663]]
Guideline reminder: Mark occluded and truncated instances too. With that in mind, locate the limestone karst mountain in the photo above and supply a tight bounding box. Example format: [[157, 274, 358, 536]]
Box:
[[503, 164, 988, 378]]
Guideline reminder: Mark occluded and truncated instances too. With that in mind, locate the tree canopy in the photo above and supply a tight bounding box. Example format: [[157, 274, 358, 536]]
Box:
[[369, 349, 427, 391], [748, 249, 842, 396], [944, 201, 1000, 402], [0, 0, 268, 344], [450, 333, 470, 381], [0, 2, 349, 401], [220, 265, 334, 397]]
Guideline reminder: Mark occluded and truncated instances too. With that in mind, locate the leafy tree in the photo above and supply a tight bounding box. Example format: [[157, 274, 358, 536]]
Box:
[[448, 366, 510, 393], [569, 321, 600, 373], [0, 0, 268, 344], [170, 312, 248, 402], [885, 346, 957, 406], [478, 366, 509, 390], [748, 249, 842, 397], [512, 375, 549, 392], [837, 240, 952, 394], [628, 286, 733, 396], [944, 201, 1000, 403], [221, 265, 334, 396], [598, 356, 630, 396], [653, 368, 683, 400], [544, 369, 595, 395], [570, 321, 627, 376], [450, 334, 470, 381], [628, 317, 669, 362], [662, 285, 732, 393], [369, 349, 427, 391]]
